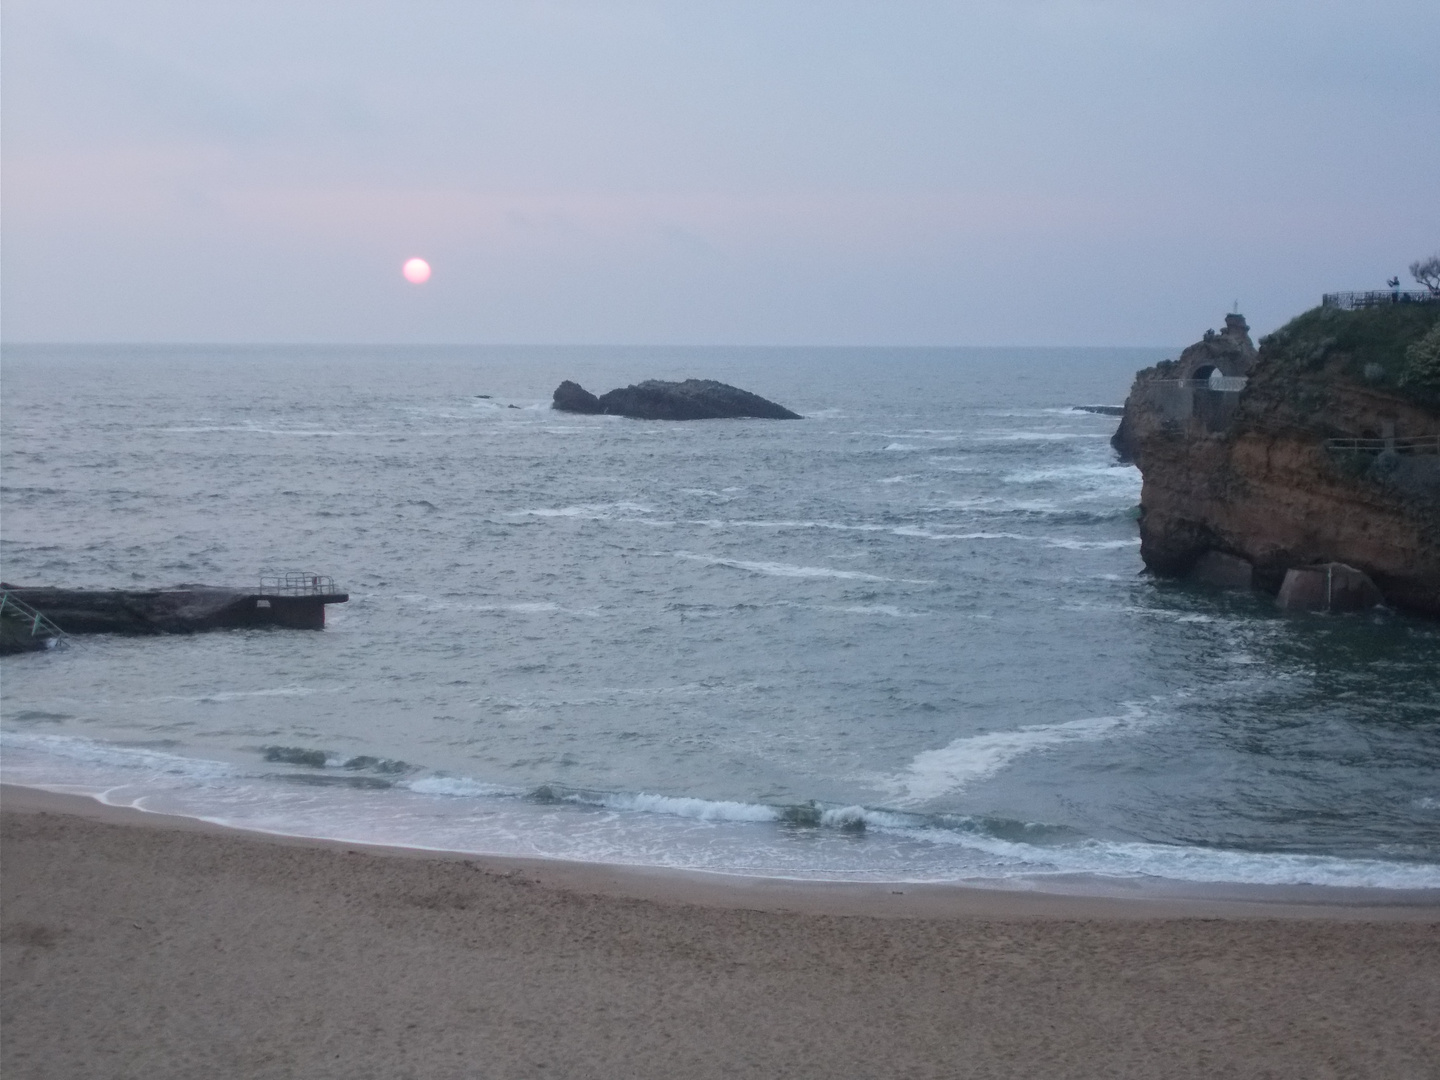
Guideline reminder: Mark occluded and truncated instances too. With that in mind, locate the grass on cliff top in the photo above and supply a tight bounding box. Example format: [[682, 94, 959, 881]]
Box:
[[1258, 302, 1440, 403]]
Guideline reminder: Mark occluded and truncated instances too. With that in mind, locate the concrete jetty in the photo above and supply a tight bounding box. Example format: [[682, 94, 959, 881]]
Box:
[[0, 573, 348, 652]]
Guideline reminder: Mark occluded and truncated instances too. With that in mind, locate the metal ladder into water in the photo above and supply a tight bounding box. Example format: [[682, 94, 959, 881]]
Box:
[[0, 590, 73, 650]]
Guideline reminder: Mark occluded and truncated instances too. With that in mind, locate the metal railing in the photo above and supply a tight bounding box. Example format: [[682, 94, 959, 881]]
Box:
[[1322, 291, 1438, 310], [257, 571, 340, 596], [1207, 376, 1249, 392], [0, 590, 71, 648], [1149, 377, 1249, 392], [1324, 435, 1440, 455]]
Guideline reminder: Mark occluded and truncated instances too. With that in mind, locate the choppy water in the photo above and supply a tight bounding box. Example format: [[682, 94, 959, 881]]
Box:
[[3, 344, 1438, 891]]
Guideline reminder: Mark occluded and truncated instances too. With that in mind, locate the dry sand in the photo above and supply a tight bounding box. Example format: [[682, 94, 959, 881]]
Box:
[[2, 785, 1437, 1079]]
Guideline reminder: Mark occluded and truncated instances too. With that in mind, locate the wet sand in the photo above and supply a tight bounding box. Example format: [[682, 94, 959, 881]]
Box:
[[3, 785, 1438, 1079]]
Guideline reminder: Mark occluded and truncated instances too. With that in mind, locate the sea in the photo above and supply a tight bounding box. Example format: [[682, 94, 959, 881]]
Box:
[[3, 344, 1438, 895]]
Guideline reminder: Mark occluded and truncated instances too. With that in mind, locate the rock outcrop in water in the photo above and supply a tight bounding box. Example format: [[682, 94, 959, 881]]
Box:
[[1113, 304, 1440, 615], [552, 379, 801, 421], [552, 380, 603, 414]]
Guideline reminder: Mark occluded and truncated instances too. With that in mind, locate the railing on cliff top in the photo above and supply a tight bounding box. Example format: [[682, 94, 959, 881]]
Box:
[[1321, 291, 1438, 310], [1323, 435, 1440, 455]]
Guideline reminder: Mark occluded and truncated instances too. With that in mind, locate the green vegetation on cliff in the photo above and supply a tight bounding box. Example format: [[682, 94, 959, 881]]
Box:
[[1258, 303, 1440, 403]]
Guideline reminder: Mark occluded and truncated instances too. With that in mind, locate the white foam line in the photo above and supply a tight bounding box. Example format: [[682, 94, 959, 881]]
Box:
[[889, 526, 1138, 550], [687, 519, 888, 533], [421, 600, 585, 615], [672, 552, 892, 581], [509, 502, 654, 520], [150, 685, 342, 705], [0, 730, 243, 780], [972, 431, 1112, 442], [888, 706, 1151, 805], [683, 519, 1134, 550], [822, 604, 925, 618], [6, 732, 1438, 890]]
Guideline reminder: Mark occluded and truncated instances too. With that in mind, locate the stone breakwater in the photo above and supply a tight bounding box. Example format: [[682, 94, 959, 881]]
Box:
[[552, 379, 801, 421], [1114, 308, 1440, 616]]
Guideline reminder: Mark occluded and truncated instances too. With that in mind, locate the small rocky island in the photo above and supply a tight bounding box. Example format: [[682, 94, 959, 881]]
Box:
[[553, 379, 801, 421], [1113, 297, 1440, 615]]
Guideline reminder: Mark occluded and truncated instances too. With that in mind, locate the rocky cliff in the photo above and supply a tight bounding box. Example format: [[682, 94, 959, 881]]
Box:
[[1117, 303, 1440, 615]]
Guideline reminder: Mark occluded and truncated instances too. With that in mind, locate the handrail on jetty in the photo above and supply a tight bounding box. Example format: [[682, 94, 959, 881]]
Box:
[[0, 590, 71, 648], [1324, 435, 1440, 455], [1321, 291, 1438, 310], [258, 571, 341, 597]]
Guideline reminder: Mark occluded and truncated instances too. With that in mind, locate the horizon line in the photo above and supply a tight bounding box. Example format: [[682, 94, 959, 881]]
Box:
[[1, 340, 1182, 351]]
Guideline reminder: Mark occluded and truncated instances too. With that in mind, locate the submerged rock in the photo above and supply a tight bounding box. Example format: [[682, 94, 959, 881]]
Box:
[[552, 379, 801, 421]]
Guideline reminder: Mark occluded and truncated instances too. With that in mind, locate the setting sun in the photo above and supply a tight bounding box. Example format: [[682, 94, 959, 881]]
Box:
[[402, 257, 431, 284]]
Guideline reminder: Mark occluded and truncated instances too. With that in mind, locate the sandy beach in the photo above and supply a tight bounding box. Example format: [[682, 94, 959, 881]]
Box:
[[2, 786, 1437, 1080]]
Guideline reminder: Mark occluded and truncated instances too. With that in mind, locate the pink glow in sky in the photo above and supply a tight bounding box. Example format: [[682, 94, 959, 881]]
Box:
[[3, 3, 1436, 344], [402, 257, 431, 284]]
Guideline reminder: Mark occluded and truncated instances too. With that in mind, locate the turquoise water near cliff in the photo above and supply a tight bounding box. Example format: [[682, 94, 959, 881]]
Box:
[[3, 344, 1438, 889]]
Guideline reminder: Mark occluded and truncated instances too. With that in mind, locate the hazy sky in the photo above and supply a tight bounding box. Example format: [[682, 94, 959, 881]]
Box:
[[3, 1, 1437, 345]]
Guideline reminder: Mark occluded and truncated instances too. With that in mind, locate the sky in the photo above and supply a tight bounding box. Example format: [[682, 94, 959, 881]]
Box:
[[3, 0, 1437, 346]]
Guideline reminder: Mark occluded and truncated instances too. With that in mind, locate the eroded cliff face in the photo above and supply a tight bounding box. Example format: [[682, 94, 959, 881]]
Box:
[[1120, 306, 1440, 616]]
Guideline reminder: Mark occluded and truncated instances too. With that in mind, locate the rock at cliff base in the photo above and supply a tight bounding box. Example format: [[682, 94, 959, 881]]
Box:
[[1189, 550, 1254, 590], [551, 381, 603, 414], [1276, 563, 1383, 613], [1110, 411, 1138, 462]]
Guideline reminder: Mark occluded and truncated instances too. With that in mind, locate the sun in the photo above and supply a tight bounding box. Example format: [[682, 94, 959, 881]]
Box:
[[403, 257, 431, 284]]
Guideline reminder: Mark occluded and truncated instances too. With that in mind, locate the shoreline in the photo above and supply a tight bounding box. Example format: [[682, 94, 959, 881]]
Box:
[[5, 783, 1438, 1079], [6, 783, 1436, 920]]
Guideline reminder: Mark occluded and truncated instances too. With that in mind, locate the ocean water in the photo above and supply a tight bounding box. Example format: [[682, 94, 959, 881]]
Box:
[[3, 344, 1438, 892]]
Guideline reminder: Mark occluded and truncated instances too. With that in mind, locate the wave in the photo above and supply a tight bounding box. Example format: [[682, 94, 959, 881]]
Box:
[[1003, 463, 1139, 486], [155, 685, 337, 705], [155, 425, 381, 437], [822, 604, 924, 618], [671, 552, 894, 581], [686, 518, 889, 534], [888, 527, 1138, 550], [509, 502, 654, 520], [679, 518, 1134, 548], [411, 599, 602, 617], [4, 731, 1438, 890], [971, 431, 1113, 442], [0, 730, 242, 780], [924, 497, 1136, 524], [378, 779, 1440, 887], [260, 746, 414, 775], [887, 705, 1152, 805]]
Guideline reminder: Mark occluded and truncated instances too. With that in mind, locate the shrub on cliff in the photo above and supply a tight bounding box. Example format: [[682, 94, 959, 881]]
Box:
[[1258, 303, 1440, 402], [1400, 323, 1440, 398]]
